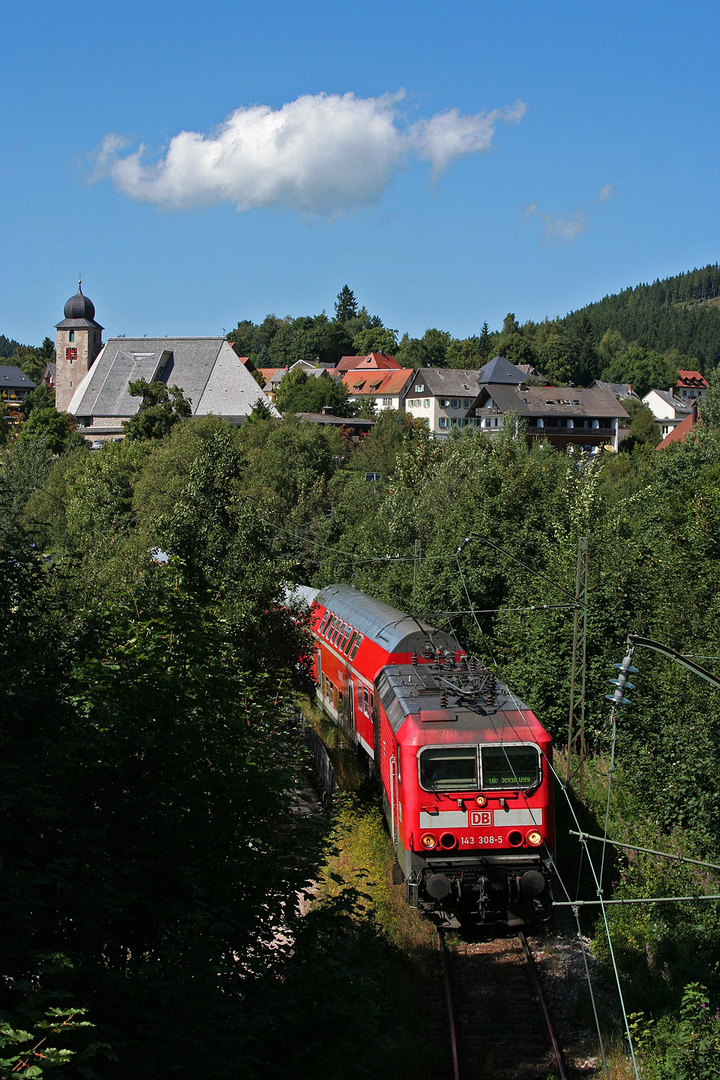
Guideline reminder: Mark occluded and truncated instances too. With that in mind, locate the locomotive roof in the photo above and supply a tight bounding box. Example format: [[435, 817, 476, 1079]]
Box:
[[315, 583, 457, 655], [377, 662, 547, 743]]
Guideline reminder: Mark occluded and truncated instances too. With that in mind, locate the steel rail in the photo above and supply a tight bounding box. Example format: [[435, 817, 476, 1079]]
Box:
[[518, 931, 568, 1080], [437, 928, 460, 1080]]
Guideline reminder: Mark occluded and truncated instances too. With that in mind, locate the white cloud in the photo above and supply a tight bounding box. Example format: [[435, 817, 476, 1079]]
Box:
[[410, 99, 526, 177], [91, 92, 527, 215], [525, 184, 615, 244]]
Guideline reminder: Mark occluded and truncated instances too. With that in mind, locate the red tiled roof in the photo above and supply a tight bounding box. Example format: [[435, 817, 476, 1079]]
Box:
[[677, 369, 708, 388], [335, 352, 400, 372], [341, 369, 414, 396], [656, 410, 698, 449]]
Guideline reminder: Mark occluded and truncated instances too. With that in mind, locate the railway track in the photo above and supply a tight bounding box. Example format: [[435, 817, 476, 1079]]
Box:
[[437, 927, 572, 1080]]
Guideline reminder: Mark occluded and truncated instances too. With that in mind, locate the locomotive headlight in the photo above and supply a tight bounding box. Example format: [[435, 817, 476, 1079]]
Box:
[[421, 834, 437, 850], [475, 795, 487, 808], [526, 829, 543, 847]]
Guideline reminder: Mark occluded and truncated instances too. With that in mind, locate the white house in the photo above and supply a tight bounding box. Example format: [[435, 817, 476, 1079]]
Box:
[[642, 389, 693, 440], [402, 369, 484, 437]]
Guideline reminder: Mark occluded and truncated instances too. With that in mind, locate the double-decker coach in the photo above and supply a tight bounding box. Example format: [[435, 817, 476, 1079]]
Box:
[[310, 583, 458, 757]]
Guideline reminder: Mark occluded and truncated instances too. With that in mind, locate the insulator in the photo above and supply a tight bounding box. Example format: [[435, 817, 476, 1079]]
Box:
[[614, 662, 639, 674], [411, 650, 418, 666]]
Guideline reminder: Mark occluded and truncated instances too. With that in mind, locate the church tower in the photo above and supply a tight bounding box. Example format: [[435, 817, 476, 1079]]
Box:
[[55, 281, 103, 412]]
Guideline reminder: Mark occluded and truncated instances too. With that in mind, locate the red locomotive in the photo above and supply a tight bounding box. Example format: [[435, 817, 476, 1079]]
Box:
[[308, 583, 555, 926]]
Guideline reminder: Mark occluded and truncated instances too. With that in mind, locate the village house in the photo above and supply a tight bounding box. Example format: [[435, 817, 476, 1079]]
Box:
[[642, 388, 693, 440], [469, 384, 629, 451], [402, 368, 485, 436], [675, 369, 708, 402], [342, 368, 414, 412], [0, 365, 36, 420]]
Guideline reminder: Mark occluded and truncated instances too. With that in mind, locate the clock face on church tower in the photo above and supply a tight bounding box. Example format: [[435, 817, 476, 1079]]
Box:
[[66, 347, 77, 361]]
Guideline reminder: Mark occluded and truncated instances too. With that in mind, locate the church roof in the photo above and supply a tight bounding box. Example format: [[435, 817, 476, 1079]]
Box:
[[55, 282, 103, 330], [67, 337, 277, 421]]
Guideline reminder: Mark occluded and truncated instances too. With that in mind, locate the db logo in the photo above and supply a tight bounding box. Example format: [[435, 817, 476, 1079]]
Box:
[[470, 810, 492, 827]]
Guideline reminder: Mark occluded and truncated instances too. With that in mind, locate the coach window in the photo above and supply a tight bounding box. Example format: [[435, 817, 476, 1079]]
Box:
[[345, 630, 358, 655], [339, 626, 353, 651], [349, 634, 363, 660], [481, 746, 540, 790], [419, 747, 478, 791], [331, 621, 345, 645], [319, 611, 332, 633], [325, 616, 338, 638]]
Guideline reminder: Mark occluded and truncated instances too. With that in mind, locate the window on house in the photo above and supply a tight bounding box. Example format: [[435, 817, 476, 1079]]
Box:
[[382, 397, 392, 406], [439, 417, 448, 428], [424, 399, 430, 408], [451, 399, 460, 408], [414, 384, 425, 393], [439, 398, 450, 407]]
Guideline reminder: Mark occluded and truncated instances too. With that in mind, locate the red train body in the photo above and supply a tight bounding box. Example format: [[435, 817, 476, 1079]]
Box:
[[309, 583, 555, 926]]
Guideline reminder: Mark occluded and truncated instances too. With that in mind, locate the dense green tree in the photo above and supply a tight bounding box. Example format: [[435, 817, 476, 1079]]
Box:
[[446, 337, 481, 369], [123, 379, 192, 441], [572, 313, 600, 385], [18, 405, 85, 455], [700, 364, 720, 427], [597, 327, 627, 366], [275, 368, 356, 416], [478, 321, 493, 361], [395, 328, 451, 368], [268, 314, 353, 369], [19, 382, 55, 417], [351, 326, 399, 356], [226, 318, 255, 355], [0, 334, 23, 359], [497, 331, 536, 367], [601, 344, 678, 398], [334, 284, 358, 324], [618, 399, 661, 450], [349, 408, 415, 477], [537, 333, 573, 383]]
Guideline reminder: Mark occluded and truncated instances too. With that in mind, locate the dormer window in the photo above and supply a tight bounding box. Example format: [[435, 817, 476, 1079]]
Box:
[[414, 383, 424, 393]]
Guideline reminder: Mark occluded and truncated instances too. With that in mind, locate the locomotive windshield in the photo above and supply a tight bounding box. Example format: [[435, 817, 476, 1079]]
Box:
[[419, 744, 541, 792], [420, 747, 478, 791], [481, 746, 540, 789]]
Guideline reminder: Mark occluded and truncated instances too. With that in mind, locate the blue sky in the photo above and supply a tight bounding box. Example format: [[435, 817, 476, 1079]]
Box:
[[4, 1, 720, 345]]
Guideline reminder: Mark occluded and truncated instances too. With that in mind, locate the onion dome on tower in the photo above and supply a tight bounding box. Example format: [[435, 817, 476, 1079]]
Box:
[[57, 280, 103, 329]]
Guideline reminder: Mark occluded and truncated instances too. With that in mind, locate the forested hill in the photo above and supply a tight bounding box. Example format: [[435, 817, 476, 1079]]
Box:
[[560, 263, 720, 368]]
